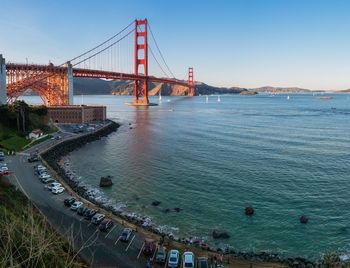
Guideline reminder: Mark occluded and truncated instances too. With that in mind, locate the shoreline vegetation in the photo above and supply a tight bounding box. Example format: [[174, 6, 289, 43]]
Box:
[[38, 119, 343, 268], [0, 175, 88, 268], [0, 102, 57, 153]]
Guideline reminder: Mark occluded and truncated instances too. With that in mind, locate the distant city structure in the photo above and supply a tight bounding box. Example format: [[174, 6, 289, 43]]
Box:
[[47, 105, 106, 123]]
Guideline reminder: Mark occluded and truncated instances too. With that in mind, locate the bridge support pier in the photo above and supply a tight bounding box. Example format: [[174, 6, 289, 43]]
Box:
[[0, 55, 6, 105], [188, 67, 194, 96], [66, 61, 74, 105]]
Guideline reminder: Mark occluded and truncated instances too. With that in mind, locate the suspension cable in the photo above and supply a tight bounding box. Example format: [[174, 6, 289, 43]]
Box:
[[69, 20, 134, 63], [149, 44, 169, 78], [148, 22, 176, 78], [73, 28, 135, 67]]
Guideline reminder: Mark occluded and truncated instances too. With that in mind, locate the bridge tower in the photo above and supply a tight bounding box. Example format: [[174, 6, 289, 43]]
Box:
[[188, 67, 194, 96], [133, 19, 149, 105], [0, 55, 6, 105], [66, 61, 74, 105]]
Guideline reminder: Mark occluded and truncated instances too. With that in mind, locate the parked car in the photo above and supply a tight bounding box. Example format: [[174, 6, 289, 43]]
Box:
[[84, 209, 97, 220], [35, 165, 46, 172], [155, 245, 167, 263], [167, 249, 180, 268], [28, 155, 39, 162], [70, 201, 83, 211], [52, 186, 65, 194], [38, 170, 48, 177], [77, 206, 88, 216], [41, 177, 55, 184], [182, 252, 195, 268], [91, 213, 105, 225], [0, 163, 7, 169], [1, 166, 8, 172], [143, 239, 155, 256], [64, 197, 76, 207], [197, 257, 208, 268], [46, 182, 61, 191], [120, 228, 132, 242], [99, 219, 113, 231], [39, 173, 51, 180]]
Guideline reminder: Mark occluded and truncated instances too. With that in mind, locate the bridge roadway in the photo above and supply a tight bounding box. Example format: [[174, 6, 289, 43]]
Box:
[[6, 63, 190, 87], [5, 131, 163, 268]]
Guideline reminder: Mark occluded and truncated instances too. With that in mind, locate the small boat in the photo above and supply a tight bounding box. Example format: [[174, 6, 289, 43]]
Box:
[[217, 96, 221, 102], [287, 95, 290, 100]]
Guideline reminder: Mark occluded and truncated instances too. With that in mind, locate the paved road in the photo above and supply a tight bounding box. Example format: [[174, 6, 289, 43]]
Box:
[[5, 129, 170, 268]]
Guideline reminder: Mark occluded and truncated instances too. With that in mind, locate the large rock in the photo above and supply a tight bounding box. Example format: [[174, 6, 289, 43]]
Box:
[[99, 176, 113, 187], [212, 230, 230, 239], [151, 201, 161, 206], [300, 215, 308, 224], [245, 206, 254, 216]]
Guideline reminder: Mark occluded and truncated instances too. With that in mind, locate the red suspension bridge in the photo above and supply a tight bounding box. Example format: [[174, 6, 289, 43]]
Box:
[[0, 19, 195, 106]]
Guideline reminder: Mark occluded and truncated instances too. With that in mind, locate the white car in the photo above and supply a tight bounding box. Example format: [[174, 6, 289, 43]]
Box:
[[46, 182, 61, 191], [70, 201, 83, 211], [182, 252, 195, 268], [36, 165, 46, 171], [1, 166, 8, 172], [91, 213, 105, 225], [39, 173, 51, 180], [52, 186, 65, 194], [168, 249, 180, 268], [42, 177, 55, 184]]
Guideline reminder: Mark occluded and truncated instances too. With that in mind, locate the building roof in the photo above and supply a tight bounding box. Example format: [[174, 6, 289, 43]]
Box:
[[31, 129, 43, 134]]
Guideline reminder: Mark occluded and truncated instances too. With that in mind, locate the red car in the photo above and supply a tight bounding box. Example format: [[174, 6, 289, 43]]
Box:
[[143, 239, 155, 256]]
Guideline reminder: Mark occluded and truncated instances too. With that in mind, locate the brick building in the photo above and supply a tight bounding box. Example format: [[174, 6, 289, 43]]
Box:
[[47, 105, 106, 123]]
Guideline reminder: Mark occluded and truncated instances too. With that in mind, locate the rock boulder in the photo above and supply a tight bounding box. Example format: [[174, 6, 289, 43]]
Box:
[[212, 230, 230, 239], [99, 176, 113, 187]]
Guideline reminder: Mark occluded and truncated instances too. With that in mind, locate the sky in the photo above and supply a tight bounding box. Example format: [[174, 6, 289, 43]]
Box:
[[1, 0, 350, 91]]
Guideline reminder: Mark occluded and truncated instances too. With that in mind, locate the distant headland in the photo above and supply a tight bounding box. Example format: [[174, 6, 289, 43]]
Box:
[[22, 77, 349, 96]]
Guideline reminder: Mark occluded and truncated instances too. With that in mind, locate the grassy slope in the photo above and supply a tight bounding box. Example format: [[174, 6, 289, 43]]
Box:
[[0, 175, 88, 268], [0, 124, 30, 151]]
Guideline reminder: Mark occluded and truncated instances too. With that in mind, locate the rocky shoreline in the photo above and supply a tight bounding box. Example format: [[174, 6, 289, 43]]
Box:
[[40, 120, 324, 268]]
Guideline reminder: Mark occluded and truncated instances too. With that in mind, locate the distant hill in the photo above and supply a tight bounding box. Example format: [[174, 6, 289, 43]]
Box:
[[73, 78, 247, 96], [251, 86, 312, 93], [25, 78, 348, 96], [337, 89, 350, 93], [73, 78, 127, 95]]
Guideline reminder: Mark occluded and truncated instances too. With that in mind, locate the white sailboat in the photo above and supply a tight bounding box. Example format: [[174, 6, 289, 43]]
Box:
[[206, 95, 209, 103], [287, 95, 290, 100], [217, 95, 221, 102], [159, 90, 162, 103]]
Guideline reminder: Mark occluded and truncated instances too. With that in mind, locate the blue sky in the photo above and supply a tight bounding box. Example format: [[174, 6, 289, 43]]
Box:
[[1, 0, 350, 90]]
